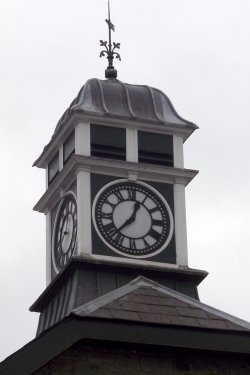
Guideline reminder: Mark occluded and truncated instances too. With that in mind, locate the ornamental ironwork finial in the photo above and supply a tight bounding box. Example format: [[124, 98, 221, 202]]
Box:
[[99, 1, 121, 79]]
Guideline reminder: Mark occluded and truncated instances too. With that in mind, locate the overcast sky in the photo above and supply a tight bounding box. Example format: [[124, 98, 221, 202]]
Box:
[[0, 0, 250, 361]]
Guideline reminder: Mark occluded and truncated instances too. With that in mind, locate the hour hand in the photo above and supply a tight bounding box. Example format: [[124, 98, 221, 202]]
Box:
[[117, 217, 133, 231], [117, 202, 140, 231]]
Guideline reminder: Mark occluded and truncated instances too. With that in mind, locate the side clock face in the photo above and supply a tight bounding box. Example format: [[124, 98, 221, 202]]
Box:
[[92, 180, 174, 258], [52, 192, 77, 273]]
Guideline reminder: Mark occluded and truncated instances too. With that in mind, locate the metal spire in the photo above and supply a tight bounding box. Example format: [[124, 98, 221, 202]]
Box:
[[99, 1, 121, 79]]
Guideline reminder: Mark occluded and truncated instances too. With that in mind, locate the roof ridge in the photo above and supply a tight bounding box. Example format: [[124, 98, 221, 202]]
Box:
[[72, 279, 139, 317], [96, 78, 109, 113], [145, 85, 162, 122], [121, 81, 136, 117]]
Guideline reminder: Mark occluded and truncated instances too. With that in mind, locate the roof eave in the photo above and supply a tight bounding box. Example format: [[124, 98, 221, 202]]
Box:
[[2, 317, 250, 375]]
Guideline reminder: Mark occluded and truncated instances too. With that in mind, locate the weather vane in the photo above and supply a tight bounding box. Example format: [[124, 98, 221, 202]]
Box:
[[100, 1, 121, 79]]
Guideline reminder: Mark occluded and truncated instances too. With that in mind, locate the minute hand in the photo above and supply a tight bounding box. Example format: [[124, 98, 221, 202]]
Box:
[[117, 202, 140, 231]]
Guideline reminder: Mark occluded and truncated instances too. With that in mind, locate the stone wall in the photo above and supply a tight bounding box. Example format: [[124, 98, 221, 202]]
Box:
[[34, 342, 250, 375]]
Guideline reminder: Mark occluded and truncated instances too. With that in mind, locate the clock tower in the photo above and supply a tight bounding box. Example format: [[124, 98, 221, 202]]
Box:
[[31, 13, 206, 336], [3, 9, 250, 375]]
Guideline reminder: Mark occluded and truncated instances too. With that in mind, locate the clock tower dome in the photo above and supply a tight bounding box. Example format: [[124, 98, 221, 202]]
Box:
[[30, 14, 207, 336]]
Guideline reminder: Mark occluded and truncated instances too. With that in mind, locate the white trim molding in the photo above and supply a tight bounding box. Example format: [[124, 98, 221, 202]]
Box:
[[46, 166, 49, 190], [76, 170, 92, 255], [59, 145, 64, 171], [34, 155, 198, 214], [46, 212, 52, 285], [126, 128, 138, 162], [174, 183, 188, 266], [83, 253, 180, 270], [75, 122, 90, 156], [173, 135, 184, 168]]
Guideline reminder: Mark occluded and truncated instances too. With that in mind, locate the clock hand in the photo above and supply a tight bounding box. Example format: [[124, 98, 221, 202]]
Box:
[[132, 201, 140, 216], [64, 218, 73, 236], [64, 215, 69, 233], [63, 224, 69, 236], [117, 202, 140, 231]]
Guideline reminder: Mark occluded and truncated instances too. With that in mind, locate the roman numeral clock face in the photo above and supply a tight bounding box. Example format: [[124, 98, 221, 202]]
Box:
[[92, 180, 174, 258], [52, 192, 77, 273]]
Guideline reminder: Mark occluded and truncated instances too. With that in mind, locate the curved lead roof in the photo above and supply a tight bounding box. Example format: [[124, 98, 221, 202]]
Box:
[[54, 78, 197, 134], [34, 78, 198, 167]]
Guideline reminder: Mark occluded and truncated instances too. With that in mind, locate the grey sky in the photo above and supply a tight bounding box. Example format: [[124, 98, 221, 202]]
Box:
[[0, 0, 250, 361]]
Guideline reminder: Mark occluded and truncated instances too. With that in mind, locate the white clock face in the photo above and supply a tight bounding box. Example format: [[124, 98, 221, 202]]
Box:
[[52, 192, 77, 273], [92, 180, 174, 258]]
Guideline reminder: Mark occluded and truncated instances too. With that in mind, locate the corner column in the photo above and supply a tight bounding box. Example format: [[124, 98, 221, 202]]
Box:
[[46, 211, 52, 285], [173, 135, 188, 266], [126, 128, 138, 162], [174, 184, 188, 266], [75, 122, 92, 255]]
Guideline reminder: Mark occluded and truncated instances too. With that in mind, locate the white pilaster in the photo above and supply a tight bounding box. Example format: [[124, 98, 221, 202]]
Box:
[[126, 128, 138, 162], [46, 167, 49, 189], [174, 183, 188, 266], [59, 145, 64, 171], [46, 212, 52, 285], [75, 122, 90, 156], [77, 170, 92, 255], [173, 135, 184, 168]]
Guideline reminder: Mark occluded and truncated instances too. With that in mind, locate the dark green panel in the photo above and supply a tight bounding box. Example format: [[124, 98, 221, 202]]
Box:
[[91, 124, 126, 160], [97, 271, 119, 296], [117, 273, 135, 288], [155, 278, 176, 290], [176, 281, 199, 300], [48, 152, 59, 184], [76, 269, 99, 306], [138, 131, 173, 167], [63, 130, 75, 165]]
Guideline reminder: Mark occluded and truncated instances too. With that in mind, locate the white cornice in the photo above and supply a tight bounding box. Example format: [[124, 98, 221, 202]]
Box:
[[33, 154, 198, 213]]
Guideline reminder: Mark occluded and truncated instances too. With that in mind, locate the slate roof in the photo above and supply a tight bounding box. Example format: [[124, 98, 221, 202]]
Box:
[[72, 276, 250, 332], [2, 277, 250, 374]]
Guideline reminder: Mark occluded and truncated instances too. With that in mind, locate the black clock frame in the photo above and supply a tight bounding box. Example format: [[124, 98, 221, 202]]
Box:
[[92, 179, 174, 259]]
